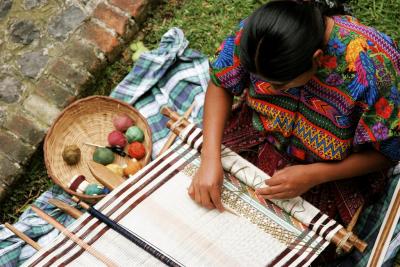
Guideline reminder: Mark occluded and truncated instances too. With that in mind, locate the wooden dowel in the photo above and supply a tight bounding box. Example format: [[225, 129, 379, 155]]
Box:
[[31, 205, 118, 267], [158, 103, 195, 157], [4, 223, 41, 251], [347, 204, 363, 232], [88, 161, 125, 190], [49, 199, 83, 219]]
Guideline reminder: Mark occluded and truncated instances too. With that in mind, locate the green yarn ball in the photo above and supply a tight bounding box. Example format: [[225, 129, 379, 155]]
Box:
[[84, 184, 104, 195], [93, 147, 115, 165], [125, 126, 144, 143]]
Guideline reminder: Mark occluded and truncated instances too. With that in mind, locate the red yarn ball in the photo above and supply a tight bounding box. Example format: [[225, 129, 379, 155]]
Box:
[[108, 130, 127, 147], [128, 142, 146, 159]]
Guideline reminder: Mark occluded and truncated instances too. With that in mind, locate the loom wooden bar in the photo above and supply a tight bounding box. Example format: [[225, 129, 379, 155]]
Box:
[[49, 199, 83, 219], [4, 223, 41, 251], [31, 205, 118, 267], [88, 161, 126, 190], [158, 103, 195, 157]]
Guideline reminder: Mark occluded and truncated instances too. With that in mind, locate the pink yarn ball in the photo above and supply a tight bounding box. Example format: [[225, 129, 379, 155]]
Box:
[[113, 114, 134, 132], [108, 130, 127, 147]]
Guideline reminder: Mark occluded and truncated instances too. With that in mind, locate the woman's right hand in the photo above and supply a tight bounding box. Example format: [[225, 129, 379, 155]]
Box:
[[188, 157, 225, 212]]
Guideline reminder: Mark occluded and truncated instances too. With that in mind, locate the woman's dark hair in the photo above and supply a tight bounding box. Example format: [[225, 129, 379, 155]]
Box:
[[239, 0, 348, 82]]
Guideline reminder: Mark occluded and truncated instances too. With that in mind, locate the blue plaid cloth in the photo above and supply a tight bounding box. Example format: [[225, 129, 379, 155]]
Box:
[[0, 186, 77, 267], [110, 27, 209, 159]]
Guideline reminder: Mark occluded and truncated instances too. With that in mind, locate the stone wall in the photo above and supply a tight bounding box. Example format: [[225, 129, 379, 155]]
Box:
[[0, 0, 160, 201]]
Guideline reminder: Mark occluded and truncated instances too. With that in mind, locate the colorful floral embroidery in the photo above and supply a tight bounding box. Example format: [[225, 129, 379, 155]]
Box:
[[345, 37, 368, 71], [375, 97, 393, 119], [327, 37, 346, 56], [210, 15, 400, 161]]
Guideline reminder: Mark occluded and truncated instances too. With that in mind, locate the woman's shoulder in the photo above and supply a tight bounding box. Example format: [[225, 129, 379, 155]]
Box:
[[331, 15, 399, 54]]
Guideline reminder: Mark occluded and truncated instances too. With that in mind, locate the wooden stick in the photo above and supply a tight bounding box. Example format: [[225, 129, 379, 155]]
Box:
[[346, 205, 363, 232], [368, 179, 400, 266], [4, 223, 41, 251], [31, 205, 118, 267], [88, 161, 125, 190], [49, 198, 83, 219], [158, 104, 195, 157]]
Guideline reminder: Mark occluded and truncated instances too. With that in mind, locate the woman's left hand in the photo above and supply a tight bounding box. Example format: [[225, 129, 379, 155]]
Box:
[[255, 164, 320, 199]]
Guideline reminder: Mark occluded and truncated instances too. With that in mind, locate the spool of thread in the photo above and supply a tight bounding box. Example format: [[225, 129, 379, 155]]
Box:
[[127, 142, 146, 160], [106, 164, 124, 177], [113, 114, 134, 132], [108, 131, 127, 148], [125, 126, 144, 143], [123, 159, 142, 177], [68, 175, 89, 194], [93, 147, 115, 165], [84, 184, 104, 196]]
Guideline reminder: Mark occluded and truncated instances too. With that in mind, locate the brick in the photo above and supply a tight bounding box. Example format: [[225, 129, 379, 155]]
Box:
[[81, 21, 121, 57], [94, 3, 129, 36], [4, 112, 46, 146], [109, 0, 149, 23], [34, 78, 76, 108], [0, 153, 21, 187], [23, 94, 60, 126], [0, 130, 35, 163], [48, 59, 92, 90], [64, 39, 105, 75]]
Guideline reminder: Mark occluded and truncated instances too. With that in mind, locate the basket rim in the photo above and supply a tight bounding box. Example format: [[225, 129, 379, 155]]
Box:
[[44, 95, 153, 200]]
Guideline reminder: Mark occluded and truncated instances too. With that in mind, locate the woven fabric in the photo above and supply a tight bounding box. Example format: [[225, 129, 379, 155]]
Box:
[[0, 186, 77, 267], [110, 27, 209, 158], [210, 15, 400, 163]]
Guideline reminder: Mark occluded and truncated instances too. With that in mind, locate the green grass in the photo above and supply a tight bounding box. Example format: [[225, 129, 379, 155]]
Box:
[[350, 0, 400, 44]]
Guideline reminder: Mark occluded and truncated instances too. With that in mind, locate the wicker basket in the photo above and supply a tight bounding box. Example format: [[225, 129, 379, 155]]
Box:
[[44, 96, 152, 203]]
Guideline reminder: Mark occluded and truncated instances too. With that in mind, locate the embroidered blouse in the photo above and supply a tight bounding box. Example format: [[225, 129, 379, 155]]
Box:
[[210, 16, 400, 162]]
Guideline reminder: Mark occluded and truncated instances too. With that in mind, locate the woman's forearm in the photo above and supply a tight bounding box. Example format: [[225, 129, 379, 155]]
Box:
[[312, 150, 393, 184], [201, 82, 233, 161]]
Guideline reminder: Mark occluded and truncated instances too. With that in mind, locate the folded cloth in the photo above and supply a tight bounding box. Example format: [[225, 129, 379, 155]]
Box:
[[0, 186, 76, 267], [110, 27, 209, 158]]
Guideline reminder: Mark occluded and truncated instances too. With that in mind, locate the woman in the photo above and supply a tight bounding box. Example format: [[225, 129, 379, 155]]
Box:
[[188, 0, 400, 231]]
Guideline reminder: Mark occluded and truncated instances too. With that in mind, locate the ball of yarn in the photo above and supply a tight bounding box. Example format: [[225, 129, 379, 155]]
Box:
[[84, 184, 105, 195], [125, 126, 144, 143], [113, 114, 134, 132], [123, 159, 142, 177], [62, 145, 81, 165], [106, 163, 124, 177], [127, 142, 146, 160], [108, 130, 127, 148], [102, 188, 111, 194], [67, 175, 89, 194], [93, 147, 115, 165]]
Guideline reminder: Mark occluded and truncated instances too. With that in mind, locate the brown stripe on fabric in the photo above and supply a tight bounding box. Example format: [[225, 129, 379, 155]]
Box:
[[182, 125, 196, 144], [61, 150, 198, 266], [308, 212, 323, 231], [188, 129, 202, 149], [321, 221, 339, 239], [316, 217, 330, 236], [267, 230, 309, 267], [28, 214, 95, 267], [281, 232, 319, 267], [31, 147, 180, 266], [298, 237, 327, 267]]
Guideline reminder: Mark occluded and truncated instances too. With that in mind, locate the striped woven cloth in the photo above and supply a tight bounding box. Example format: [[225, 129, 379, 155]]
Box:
[[0, 186, 77, 267], [110, 27, 210, 159]]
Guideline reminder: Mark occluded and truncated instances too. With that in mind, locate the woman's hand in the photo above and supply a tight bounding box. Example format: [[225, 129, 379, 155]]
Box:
[[256, 164, 319, 199], [188, 157, 225, 211]]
